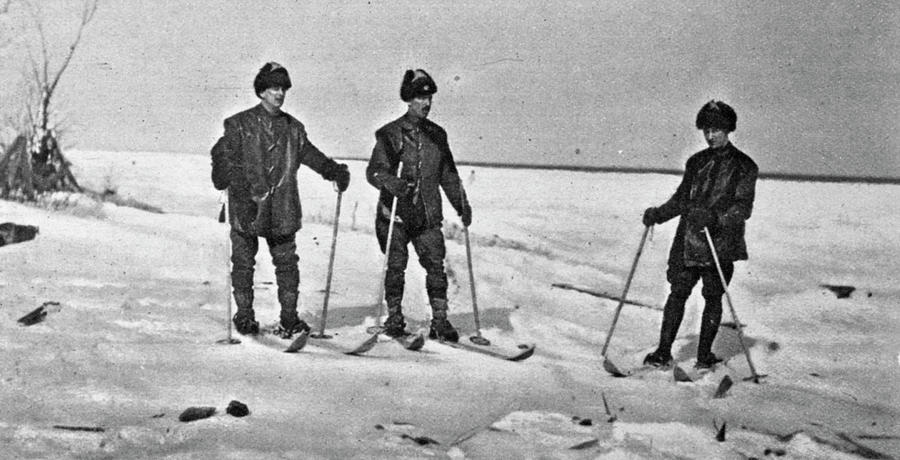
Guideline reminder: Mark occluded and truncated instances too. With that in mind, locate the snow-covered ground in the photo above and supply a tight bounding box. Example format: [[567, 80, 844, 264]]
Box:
[[0, 150, 897, 459]]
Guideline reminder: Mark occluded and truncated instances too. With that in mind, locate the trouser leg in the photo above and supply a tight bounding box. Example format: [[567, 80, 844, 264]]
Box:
[[411, 227, 448, 304], [697, 261, 734, 359], [230, 229, 260, 334], [656, 266, 701, 357], [411, 227, 458, 341], [230, 229, 259, 312], [268, 233, 310, 336], [267, 233, 300, 316], [376, 216, 410, 303]]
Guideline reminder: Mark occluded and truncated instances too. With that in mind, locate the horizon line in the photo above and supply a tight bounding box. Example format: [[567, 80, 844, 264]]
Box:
[[65, 149, 900, 186], [333, 157, 900, 185]]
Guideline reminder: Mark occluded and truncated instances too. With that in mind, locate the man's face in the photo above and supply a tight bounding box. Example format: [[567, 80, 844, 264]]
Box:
[[260, 86, 286, 111], [703, 127, 729, 149], [408, 95, 432, 119]]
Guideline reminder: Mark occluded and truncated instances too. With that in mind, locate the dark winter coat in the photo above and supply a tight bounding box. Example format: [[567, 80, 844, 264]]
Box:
[[366, 114, 469, 230], [211, 104, 343, 236], [654, 143, 758, 267]]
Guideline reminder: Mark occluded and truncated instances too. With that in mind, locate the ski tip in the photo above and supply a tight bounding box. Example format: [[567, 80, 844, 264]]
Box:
[[284, 330, 310, 353], [509, 344, 535, 361], [602, 358, 628, 377], [673, 365, 694, 383], [345, 334, 379, 355], [404, 333, 426, 351], [713, 375, 734, 398]]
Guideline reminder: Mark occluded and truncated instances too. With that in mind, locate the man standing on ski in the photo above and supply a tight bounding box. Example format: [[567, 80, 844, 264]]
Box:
[[366, 69, 472, 342], [211, 62, 351, 338], [641, 100, 758, 369]]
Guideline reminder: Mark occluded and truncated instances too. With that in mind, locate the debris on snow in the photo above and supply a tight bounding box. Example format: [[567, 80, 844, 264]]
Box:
[[400, 434, 440, 446], [820, 284, 855, 298], [714, 420, 726, 442], [178, 407, 216, 423], [17, 305, 47, 326], [568, 438, 599, 450], [52, 425, 105, 433], [17, 301, 61, 326], [570, 415, 593, 426]]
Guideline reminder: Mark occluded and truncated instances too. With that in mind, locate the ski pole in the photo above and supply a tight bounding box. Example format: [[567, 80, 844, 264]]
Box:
[[217, 192, 240, 345], [702, 228, 763, 383], [601, 225, 650, 365], [464, 225, 491, 346], [371, 161, 403, 332], [312, 186, 342, 339]]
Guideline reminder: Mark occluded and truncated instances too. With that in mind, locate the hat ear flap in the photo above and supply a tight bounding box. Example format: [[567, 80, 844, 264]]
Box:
[[400, 69, 415, 102]]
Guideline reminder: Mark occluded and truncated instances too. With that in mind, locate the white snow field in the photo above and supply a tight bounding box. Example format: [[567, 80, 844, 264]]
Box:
[[0, 150, 896, 459]]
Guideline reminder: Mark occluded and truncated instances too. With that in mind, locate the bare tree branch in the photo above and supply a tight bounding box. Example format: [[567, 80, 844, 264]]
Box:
[[48, 0, 97, 96]]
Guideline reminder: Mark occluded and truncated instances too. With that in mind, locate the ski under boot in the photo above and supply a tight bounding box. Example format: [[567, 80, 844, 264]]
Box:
[[694, 353, 723, 370], [275, 311, 311, 339], [383, 311, 408, 338], [642, 350, 673, 368]]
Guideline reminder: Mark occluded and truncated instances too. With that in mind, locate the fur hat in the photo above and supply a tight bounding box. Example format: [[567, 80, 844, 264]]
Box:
[[253, 62, 292, 97], [400, 69, 437, 102], [695, 100, 737, 132]]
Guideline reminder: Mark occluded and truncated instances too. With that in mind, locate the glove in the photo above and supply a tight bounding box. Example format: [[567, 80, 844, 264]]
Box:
[[460, 205, 472, 227], [382, 176, 412, 198], [642, 207, 658, 227], [333, 164, 350, 192], [685, 207, 717, 228]]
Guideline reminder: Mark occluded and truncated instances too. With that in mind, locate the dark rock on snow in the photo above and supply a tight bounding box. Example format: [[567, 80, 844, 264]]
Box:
[[226, 400, 250, 417], [178, 406, 216, 422]]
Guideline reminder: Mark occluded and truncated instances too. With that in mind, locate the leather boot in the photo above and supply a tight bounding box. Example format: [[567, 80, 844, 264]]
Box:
[[428, 298, 459, 342], [232, 290, 259, 335], [276, 290, 309, 339], [383, 297, 408, 338], [651, 293, 688, 361], [696, 296, 723, 368]]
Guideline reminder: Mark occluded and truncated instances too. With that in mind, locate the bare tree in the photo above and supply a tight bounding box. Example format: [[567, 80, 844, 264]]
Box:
[[0, 0, 99, 198], [26, 0, 98, 138]]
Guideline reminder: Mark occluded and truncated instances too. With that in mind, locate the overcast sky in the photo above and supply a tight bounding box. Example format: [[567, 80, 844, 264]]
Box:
[[2, 0, 898, 178]]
